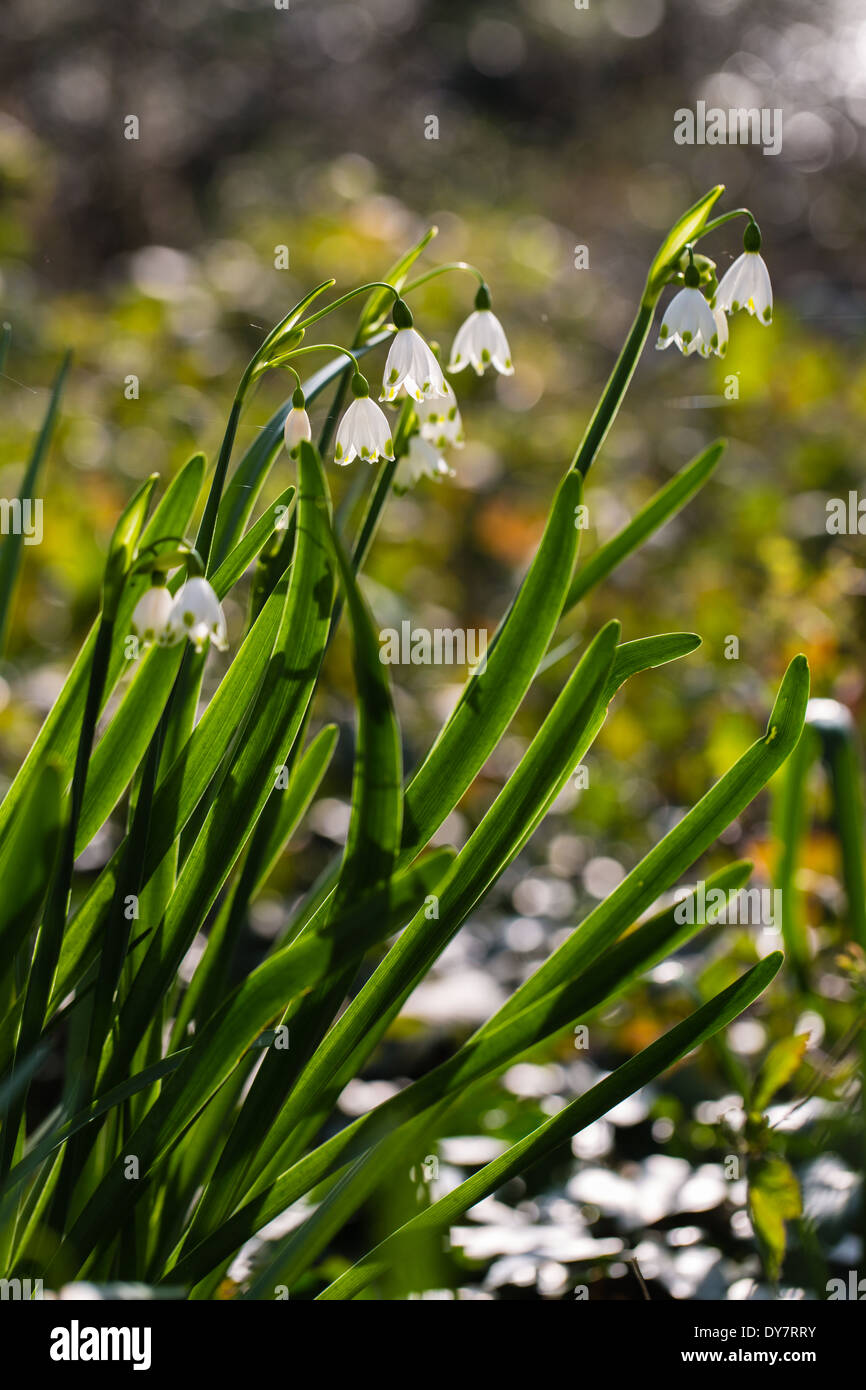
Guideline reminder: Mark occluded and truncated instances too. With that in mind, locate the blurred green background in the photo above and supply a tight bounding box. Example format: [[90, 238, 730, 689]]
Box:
[[2, 0, 865, 1298]]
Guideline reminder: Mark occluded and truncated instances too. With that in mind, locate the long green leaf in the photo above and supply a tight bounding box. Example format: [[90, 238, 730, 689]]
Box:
[[187, 520, 404, 1236], [563, 441, 724, 616], [240, 622, 620, 1203], [0, 452, 205, 850], [0, 351, 70, 654], [402, 468, 583, 856], [316, 952, 782, 1299], [164, 860, 753, 1290], [0, 761, 64, 961], [497, 655, 809, 1023], [171, 723, 340, 1044], [44, 852, 453, 1280]]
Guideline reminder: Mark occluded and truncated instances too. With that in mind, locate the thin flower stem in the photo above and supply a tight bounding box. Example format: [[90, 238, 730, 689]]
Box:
[[288, 344, 361, 376], [401, 261, 485, 294], [695, 208, 753, 239], [196, 384, 247, 574], [297, 282, 400, 331]]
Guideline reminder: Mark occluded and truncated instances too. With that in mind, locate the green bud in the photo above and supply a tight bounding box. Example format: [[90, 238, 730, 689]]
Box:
[[392, 298, 414, 329], [683, 261, 701, 289], [351, 372, 370, 398], [474, 282, 492, 311], [743, 220, 762, 253], [292, 384, 306, 409]]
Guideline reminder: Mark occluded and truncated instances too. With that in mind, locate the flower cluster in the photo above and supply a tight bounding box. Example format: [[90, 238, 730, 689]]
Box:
[[283, 282, 512, 491], [130, 576, 228, 654], [657, 220, 772, 360]]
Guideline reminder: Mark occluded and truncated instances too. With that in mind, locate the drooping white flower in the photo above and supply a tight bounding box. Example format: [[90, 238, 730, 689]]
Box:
[[656, 284, 724, 358], [448, 285, 513, 376], [380, 299, 448, 404], [714, 249, 773, 324], [335, 376, 395, 465], [393, 435, 455, 493], [283, 387, 312, 457], [416, 379, 465, 449], [130, 585, 174, 648], [165, 577, 228, 653]]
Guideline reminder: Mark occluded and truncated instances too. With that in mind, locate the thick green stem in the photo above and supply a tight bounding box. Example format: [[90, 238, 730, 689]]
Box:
[[196, 388, 246, 574], [570, 301, 655, 478]]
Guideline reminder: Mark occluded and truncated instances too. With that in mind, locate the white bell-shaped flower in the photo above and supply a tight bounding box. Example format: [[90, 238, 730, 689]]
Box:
[[130, 585, 174, 648], [416, 379, 465, 449], [656, 258, 724, 358], [394, 435, 455, 493], [448, 285, 513, 376], [380, 299, 448, 404], [335, 376, 395, 465], [283, 387, 312, 457], [165, 577, 228, 653], [678, 302, 728, 358], [714, 238, 773, 324]]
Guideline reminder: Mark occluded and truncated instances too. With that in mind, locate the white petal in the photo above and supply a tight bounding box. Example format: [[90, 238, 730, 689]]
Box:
[[447, 317, 475, 373], [168, 578, 227, 652], [749, 255, 773, 322], [283, 407, 311, 455], [715, 253, 750, 315], [130, 587, 174, 646]]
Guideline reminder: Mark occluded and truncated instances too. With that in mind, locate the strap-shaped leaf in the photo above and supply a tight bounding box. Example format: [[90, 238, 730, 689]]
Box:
[[92, 442, 336, 1084], [239, 622, 619, 1202], [0, 351, 70, 654], [43, 852, 453, 1280], [186, 520, 404, 1237], [53, 574, 291, 999], [162, 860, 752, 1289], [563, 441, 724, 616], [0, 761, 64, 962], [315, 952, 782, 1300], [0, 452, 205, 850], [209, 484, 295, 599], [495, 655, 808, 1023], [170, 723, 339, 1044], [401, 468, 583, 856]]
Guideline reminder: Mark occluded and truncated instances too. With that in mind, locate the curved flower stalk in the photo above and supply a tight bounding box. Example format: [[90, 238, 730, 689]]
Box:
[[448, 284, 513, 376]]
